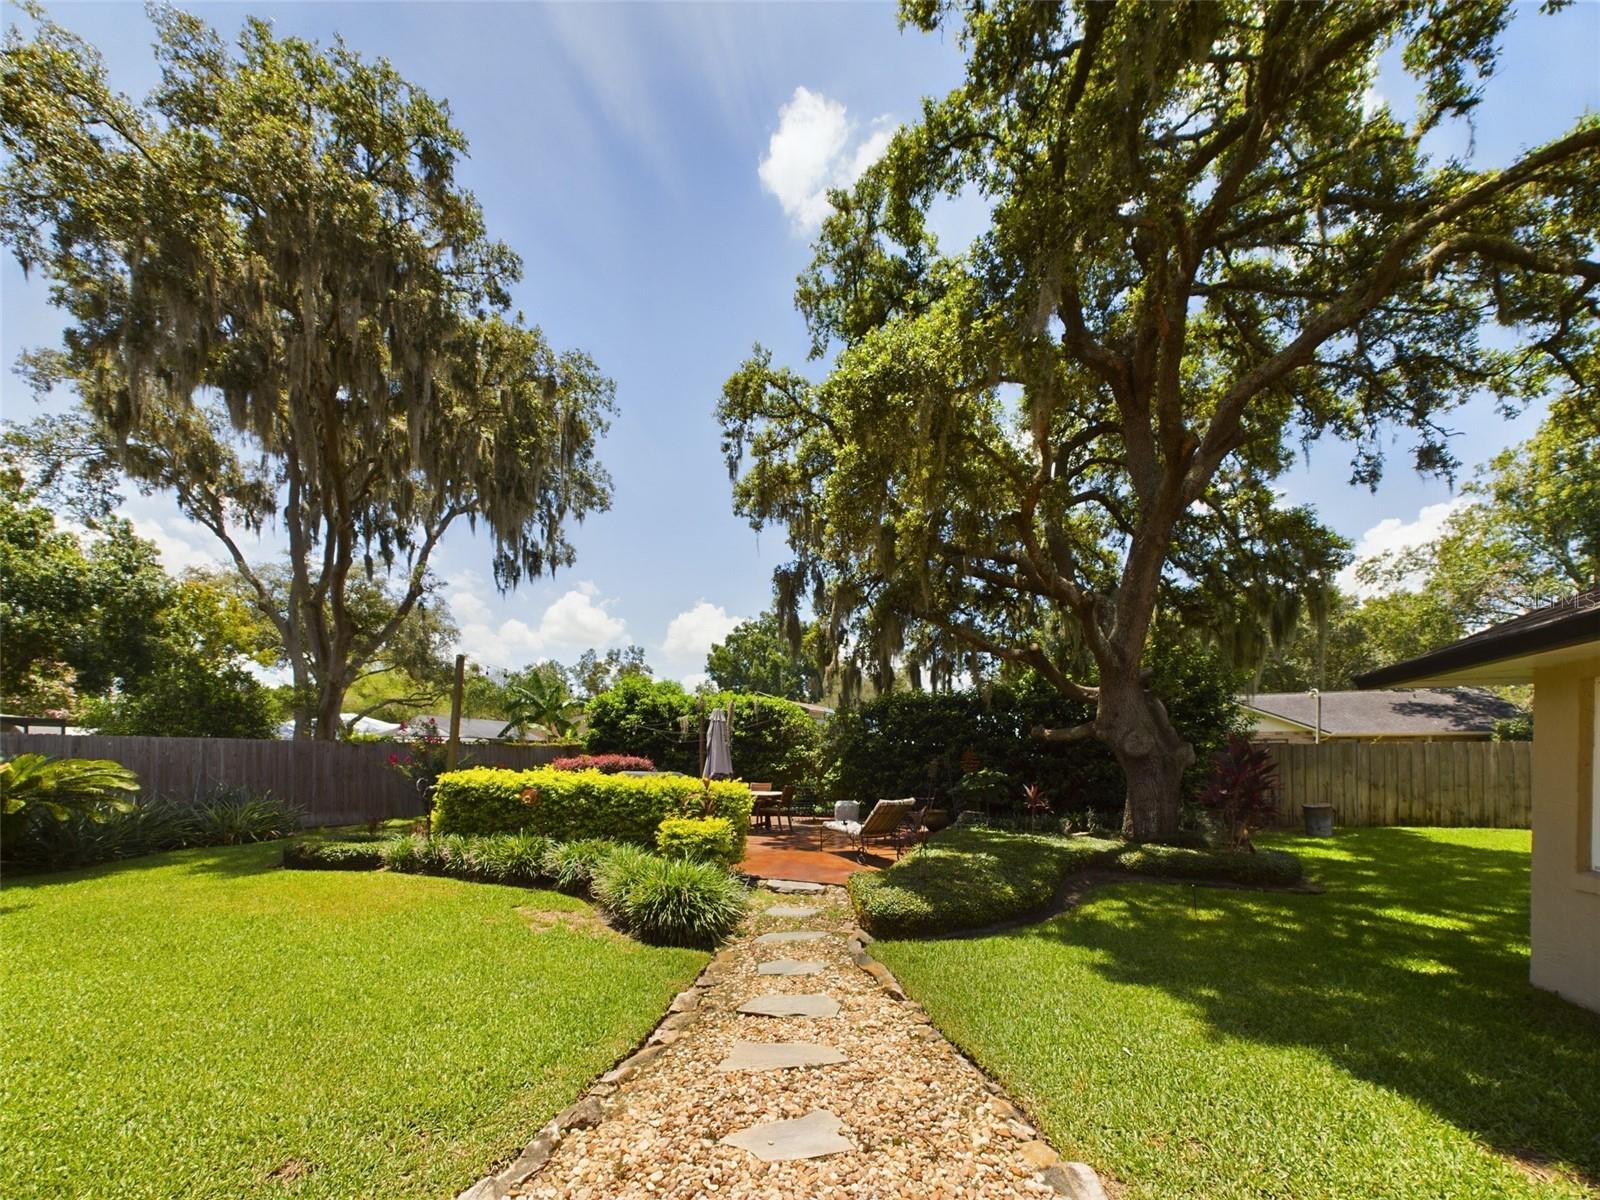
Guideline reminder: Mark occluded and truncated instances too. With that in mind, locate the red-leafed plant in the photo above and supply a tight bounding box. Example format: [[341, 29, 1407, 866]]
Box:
[[548, 754, 655, 774], [1021, 783, 1052, 831], [1198, 735, 1280, 852]]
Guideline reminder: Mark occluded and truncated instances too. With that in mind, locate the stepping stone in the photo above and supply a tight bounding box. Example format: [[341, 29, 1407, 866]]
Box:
[[738, 992, 840, 1018], [721, 1109, 853, 1162], [767, 904, 820, 919], [758, 958, 827, 976], [715, 1041, 847, 1072], [765, 879, 825, 894], [754, 930, 829, 945]]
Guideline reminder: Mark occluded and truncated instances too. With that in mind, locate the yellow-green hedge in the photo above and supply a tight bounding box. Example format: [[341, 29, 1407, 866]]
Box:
[[431, 767, 753, 856]]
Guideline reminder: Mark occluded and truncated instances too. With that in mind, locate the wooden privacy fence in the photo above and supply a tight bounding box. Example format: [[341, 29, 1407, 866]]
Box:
[[0, 734, 568, 828], [1262, 740, 1532, 829]]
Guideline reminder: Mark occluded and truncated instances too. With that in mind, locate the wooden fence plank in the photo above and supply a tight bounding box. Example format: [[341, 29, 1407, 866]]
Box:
[[1246, 737, 1531, 829], [0, 733, 571, 827]]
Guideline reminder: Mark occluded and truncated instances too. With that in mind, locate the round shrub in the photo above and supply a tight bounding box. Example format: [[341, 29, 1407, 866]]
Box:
[[655, 816, 738, 866], [609, 856, 748, 948]]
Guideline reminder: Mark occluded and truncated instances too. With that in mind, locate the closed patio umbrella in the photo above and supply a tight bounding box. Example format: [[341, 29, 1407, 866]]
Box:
[[702, 708, 733, 779]]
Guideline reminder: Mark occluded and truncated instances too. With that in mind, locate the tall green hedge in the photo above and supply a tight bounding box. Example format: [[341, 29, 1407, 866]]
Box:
[[583, 678, 822, 794], [431, 766, 754, 856], [824, 643, 1244, 815]]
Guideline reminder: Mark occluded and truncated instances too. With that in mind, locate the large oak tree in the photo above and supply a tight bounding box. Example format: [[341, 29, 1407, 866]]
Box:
[[2, 7, 614, 737], [719, 0, 1599, 838]]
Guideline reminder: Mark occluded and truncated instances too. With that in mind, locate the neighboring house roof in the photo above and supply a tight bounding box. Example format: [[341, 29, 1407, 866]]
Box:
[[791, 701, 835, 722], [1240, 688, 1524, 738], [1355, 589, 1600, 688], [413, 715, 547, 743], [274, 713, 402, 740]]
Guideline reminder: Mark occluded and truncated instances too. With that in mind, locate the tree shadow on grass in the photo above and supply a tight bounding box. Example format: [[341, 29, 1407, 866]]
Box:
[[1024, 828, 1600, 1185], [0, 840, 288, 892]]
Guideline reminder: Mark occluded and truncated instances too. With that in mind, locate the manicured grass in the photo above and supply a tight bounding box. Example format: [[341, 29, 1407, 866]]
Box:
[[1, 843, 708, 1199], [848, 826, 1303, 936], [873, 828, 1600, 1200]]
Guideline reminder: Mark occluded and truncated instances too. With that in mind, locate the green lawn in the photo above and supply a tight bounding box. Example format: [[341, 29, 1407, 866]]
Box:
[[1, 843, 707, 1199], [873, 827, 1600, 1200]]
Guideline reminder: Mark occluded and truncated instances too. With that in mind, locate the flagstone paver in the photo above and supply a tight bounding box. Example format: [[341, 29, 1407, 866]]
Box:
[[756, 957, 826, 976], [763, 878, 826, 894], [509, 886, 1071, 1199], [766, 903, 821, 919], [719, 1109, 854, 1162], [715, 1041, 849, 1071], [736, 992, 841, 1018], [752, 929, 830, 944]]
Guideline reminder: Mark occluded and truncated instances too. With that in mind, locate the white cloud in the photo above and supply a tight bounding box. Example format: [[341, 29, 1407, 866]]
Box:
[[1338, 497, 1470, 597], [661, 600, 743, 666], [538, 587, 626, 648], [758, 86, 894, 232], [680, 671, 711, 692], [128, 514, 224, 572], [447, 574, 627, 668]]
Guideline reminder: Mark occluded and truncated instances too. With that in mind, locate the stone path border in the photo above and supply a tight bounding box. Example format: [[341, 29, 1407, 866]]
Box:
[[457, 881, 1110, 1200]]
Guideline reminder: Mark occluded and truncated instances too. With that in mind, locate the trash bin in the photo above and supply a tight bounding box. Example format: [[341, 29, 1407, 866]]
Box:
[[1302, 802, 1334, 837]]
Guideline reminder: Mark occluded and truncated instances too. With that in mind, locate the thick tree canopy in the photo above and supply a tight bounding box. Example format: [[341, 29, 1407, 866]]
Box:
[[719, 0, 1599, 837], [706, 612, 823, 701], [1264, 395, 1600, 690], [1, 7, 614, 736]]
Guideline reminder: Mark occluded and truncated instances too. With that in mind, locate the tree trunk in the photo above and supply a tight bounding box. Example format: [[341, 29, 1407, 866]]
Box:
[[312, 673, 348, 742], [1097, 672, 1195, 842]]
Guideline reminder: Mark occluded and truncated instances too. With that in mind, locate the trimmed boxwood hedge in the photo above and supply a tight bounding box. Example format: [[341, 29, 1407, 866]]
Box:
[[849, 826, 1304, 937], [430, 767, 754, 854], [656, 816, 738, 866], [281, 840, 384, 871]]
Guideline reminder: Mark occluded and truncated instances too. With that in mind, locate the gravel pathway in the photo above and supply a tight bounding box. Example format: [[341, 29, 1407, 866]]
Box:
[[503, 883, 1085, 1200]]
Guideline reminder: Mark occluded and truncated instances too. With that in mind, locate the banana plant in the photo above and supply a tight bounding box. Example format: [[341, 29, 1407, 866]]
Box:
[[498, 672, 584, 740], [0, 753, 140, 823]]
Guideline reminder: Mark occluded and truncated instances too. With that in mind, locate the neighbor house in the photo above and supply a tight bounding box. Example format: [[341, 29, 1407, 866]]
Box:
[[1356, 589, 1600, 1013], [1241, 688, 1525, 743]]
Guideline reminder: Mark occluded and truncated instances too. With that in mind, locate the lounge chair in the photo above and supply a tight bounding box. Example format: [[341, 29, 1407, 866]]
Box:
[[824, 797, 920, 861]]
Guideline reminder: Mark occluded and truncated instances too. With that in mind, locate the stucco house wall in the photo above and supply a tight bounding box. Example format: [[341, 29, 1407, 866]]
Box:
[[1529, 657, 1600, 1011]]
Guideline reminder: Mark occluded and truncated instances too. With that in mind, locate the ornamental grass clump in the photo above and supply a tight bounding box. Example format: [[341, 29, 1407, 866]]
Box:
[[541, 838, 621, 893], [590, 843, 656, 917], [608, 856, 748, 949]]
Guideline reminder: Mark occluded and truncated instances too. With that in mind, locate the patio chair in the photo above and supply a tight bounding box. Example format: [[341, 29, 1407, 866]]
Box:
[[823, 797, 921, 862], [763, 784, 796, 833], [746, 782, 778, 831]]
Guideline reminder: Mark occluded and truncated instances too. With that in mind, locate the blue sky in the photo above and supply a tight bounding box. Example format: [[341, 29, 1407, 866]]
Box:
[[3, 1, 1597, 686]]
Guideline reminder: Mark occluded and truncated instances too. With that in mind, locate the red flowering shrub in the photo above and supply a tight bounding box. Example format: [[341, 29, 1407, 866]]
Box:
[[549, 754, 654, 774]]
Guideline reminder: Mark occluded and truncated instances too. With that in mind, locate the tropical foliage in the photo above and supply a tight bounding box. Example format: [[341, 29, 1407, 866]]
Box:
[[0, 753, 139, 826], [1197, 736, 1282, 851], [499, 670, 584, 739]]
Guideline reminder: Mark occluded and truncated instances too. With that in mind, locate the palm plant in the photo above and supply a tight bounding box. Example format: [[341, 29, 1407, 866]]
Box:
[[499, 672, 584, 739], [1, 753, 139, 824]]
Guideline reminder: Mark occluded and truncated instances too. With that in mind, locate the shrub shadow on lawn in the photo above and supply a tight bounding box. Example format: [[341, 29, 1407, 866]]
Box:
[[1030, 828, 1600, 1185], [0, 840, 289, 890]]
